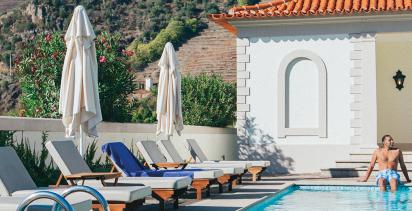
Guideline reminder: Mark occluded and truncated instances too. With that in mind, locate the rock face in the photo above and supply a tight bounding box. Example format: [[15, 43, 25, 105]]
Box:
[[136, 20, 237, 84], [25, 3, 43, 25], [0, 74, 20, 114]]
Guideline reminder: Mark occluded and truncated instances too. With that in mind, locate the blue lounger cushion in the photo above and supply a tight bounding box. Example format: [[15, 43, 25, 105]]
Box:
[[102, 142, 208, 178]]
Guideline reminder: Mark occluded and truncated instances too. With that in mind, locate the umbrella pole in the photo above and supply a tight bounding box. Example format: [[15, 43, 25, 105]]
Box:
[[79, 125, 84, 157]]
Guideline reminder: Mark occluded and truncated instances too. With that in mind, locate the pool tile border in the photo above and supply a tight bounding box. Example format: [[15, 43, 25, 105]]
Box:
[[239, 179, 412, 210]]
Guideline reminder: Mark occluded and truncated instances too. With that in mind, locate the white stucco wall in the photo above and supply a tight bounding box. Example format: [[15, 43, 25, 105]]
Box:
[[247, 34, 352, 145], [236, 33, 361, 174]]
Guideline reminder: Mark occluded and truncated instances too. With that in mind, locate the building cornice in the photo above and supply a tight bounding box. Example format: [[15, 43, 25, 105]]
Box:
[[230, 13, 412, 29]]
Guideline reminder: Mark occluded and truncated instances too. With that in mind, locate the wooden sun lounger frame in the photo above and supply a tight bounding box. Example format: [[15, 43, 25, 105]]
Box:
[[149, 161, 240, 195], [109, 163, 222, 201], [248, 166, 267, 182]]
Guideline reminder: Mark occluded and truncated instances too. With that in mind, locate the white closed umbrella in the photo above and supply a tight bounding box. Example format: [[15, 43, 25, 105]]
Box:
[[59, 5, 102, 155], [156, 42, 184, 139]]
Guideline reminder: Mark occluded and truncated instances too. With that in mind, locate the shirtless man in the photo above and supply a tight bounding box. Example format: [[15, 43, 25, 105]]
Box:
[[359, 135, 411, 192]]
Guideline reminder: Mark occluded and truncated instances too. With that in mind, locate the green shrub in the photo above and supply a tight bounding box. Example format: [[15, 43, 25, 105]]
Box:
[[128, 18, 205, 69], [204, 3, 220, 15], [14, 132, 60, 187], [182, 74, 236, 127], [130, 74, 236, 127], [237, 0, 260, 6], [16, 32, 136, 122], [84, 139, 111, 172], [130, 96, 157, 124]]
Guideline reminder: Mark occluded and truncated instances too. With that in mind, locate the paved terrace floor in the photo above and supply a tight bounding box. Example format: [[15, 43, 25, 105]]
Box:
[[138, 173, 389, 211]]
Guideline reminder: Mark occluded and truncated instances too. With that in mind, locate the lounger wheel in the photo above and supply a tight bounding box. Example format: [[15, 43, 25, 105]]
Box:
[[54, 185, 109, 211], [17, 191, 74, 211]]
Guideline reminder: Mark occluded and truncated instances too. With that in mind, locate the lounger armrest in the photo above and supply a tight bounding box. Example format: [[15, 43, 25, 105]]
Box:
[[151, 162, 188, 170], [65, 172, 122, 186]]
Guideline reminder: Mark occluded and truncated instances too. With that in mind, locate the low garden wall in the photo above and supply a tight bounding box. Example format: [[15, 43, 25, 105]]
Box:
[[0, 116, 238, 161]]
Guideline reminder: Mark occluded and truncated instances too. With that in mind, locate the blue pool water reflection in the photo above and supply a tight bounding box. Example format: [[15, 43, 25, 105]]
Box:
[[247, 185, 411, 211]]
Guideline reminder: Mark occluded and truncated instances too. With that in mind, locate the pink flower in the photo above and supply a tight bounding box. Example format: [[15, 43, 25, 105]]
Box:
[[45, 33, 52, 42], [99, 56, 107, 63], [104, 43, 110, 49], [51, 52, 58, 59], [122, 49, 134, 57], [29, 35, 35, 40]]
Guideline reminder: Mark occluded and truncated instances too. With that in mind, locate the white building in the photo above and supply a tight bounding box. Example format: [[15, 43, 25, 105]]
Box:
[[210, 0, 412, 174]]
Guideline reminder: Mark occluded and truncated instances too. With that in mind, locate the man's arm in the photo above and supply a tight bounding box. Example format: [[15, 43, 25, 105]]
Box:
[[359, 149, 378, 182], [399, 150, 411, 183]]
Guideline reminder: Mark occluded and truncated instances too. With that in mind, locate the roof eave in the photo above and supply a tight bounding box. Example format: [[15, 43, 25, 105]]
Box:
[[228, 12, 412, 29]]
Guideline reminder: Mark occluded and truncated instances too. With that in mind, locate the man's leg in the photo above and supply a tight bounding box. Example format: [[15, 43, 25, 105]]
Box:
[[389, 178, 398, 192], [379, 178, 387, 191]]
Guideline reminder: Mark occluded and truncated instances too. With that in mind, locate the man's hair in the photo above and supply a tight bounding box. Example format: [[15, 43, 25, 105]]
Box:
[[382, 135, 392, 142]]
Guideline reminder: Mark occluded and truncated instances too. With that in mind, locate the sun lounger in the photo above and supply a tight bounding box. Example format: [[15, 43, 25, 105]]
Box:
[[0, 146, 148, 211], [0, 195, 90, 211], [103, 142, 224, 199], [158, 139, 255, 183], [137, 140, 245, 192], [186, 139, 270, 182], [46, 140, 191, 210]]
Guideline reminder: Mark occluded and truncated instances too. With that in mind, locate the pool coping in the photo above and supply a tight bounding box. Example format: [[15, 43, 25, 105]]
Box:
[[238, 182, 295, 211], [238, 179, 412, 210]]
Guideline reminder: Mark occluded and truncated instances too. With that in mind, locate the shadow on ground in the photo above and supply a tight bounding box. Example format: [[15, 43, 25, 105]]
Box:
[[238, 117, 294, 174]]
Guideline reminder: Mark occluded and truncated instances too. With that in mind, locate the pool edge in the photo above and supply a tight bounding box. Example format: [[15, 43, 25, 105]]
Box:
[[237, 183, 296, 211]]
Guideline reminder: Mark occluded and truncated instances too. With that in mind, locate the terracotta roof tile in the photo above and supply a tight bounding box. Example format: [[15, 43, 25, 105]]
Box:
[[209, 0, 412, 34]]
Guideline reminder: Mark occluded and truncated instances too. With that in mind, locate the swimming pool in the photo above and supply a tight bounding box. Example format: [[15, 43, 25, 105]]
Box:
[[246, 185, 412, 211]]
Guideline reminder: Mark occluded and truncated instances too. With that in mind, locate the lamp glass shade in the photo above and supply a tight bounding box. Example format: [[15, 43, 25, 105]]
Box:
[[393, 70, 406, 91]]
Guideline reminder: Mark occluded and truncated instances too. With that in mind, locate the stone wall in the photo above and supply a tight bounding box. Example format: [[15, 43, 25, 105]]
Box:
[[135, 20, 236, 84]]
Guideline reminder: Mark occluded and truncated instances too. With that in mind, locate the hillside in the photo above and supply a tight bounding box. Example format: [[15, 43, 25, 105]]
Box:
[[0, 0, 25, 13], [0, 0, 238, 64], [137, 20, 236, 84]]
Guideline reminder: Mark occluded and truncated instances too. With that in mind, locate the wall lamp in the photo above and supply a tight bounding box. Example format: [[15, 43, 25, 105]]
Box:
[[393, 70, 406, 91]]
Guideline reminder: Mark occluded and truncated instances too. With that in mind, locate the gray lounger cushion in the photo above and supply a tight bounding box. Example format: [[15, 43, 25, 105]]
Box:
[[136, 141, 168, 164], [187, 139, 270, 167], [13, 186, 152, 203], [0, 196, 91, 211], [0, 147, 38, 196], [109, 177, 192, 189], [186, 165, 244, 175], [158, 140, 185, 163], [137, 141, 224, 179], [204, 160, 270, 167], [186, 139, 208, 162], [191, 170, 223, 179], [45, 140, 92, 175]]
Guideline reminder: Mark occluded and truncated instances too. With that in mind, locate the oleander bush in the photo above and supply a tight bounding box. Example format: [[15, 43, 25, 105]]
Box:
[[16, 32, 136, 122]]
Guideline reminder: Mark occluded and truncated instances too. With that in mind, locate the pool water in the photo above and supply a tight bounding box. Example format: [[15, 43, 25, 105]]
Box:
[[247, 185, 412, 211]]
